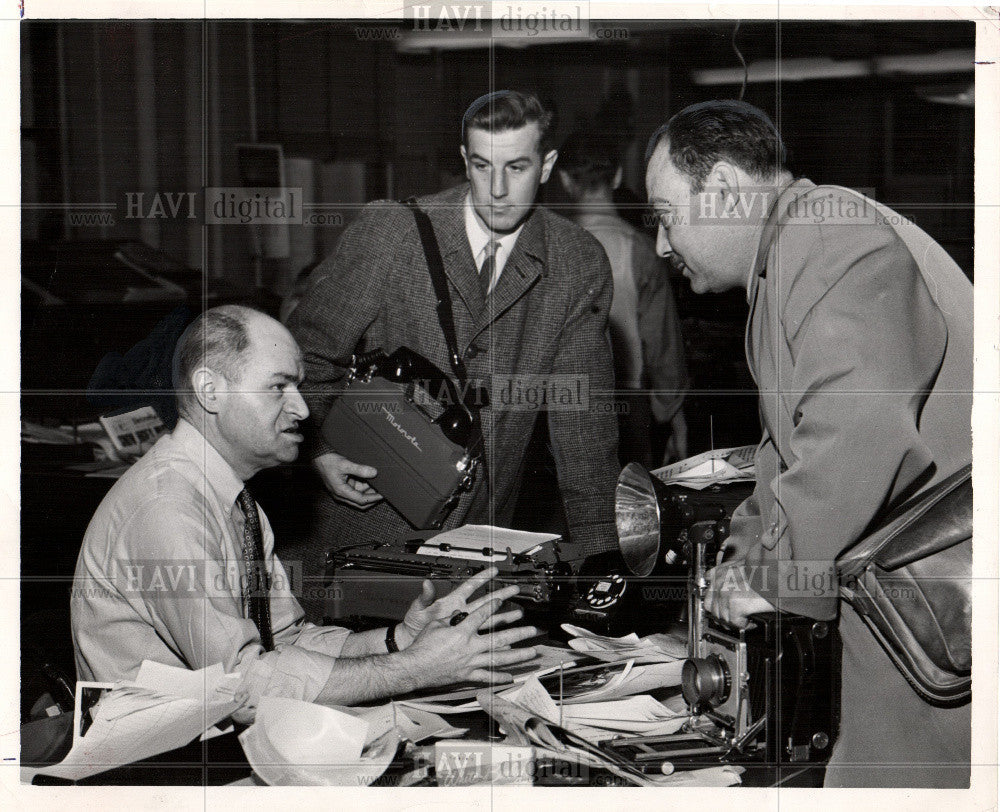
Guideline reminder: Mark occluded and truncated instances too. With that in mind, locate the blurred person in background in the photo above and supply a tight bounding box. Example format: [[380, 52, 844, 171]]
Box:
[[559, 128, 689, 467]]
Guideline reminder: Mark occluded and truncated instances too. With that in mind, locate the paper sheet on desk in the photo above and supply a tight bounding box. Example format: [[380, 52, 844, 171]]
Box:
[[510, 644, 586, 679], [561, 624, 685, 665], [394, 697, 481, 714], [34, 662, 244, 782], [498, 677, 686, 733], [497, 676, 561, 724], [416, 525, 558, 561], [652, 445, 756, 490], [561, 625, 642, 648], [561, 695, 683, 724], [336, 703, 468, 743], [239, 697, 400, 786], [493, 678, 687, 758], [559, 661, 685, 703]]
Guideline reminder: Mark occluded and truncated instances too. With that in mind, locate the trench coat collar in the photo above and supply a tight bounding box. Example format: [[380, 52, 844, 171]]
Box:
[[746, 177, 817, 304]]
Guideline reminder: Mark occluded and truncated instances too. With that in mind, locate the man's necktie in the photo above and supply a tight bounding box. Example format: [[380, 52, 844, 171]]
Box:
[[236, 488, 274, 651], [479, 240, 500, 301]]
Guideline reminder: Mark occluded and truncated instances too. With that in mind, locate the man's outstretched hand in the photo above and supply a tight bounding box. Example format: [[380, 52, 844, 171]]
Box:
[[402, 594, 539, 687], [395, 566, 523, 649]]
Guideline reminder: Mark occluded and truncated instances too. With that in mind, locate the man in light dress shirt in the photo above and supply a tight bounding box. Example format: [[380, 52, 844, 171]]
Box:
[[71, 305, 537, 722]]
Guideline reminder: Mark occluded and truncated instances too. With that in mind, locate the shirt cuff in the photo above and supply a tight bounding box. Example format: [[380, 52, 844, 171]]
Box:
[[233, 626, 350, 721]]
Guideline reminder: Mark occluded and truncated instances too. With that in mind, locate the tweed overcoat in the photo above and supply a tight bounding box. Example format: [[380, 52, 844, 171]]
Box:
[[287, 184, 621, 587]]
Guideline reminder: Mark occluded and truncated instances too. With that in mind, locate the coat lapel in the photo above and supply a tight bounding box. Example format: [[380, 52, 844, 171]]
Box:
[[476, 209, 547, 331], [426, 186, 486, 319], [744, 179, 812, 388]]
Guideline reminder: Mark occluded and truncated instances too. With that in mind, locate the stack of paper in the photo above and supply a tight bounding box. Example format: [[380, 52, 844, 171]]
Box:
[[22, 419, 123, 464], [510, 644, 588, 679], [561, 624, 685, 664], [555, 661, 685, 705], [498, 677, 688, 744], [28, 661, 244, 783], [416, 525, 559, 562], [21, 420, 78, 444], [478, 680, 721, 787], [560, 694, 688, 739], [652, 445, 756, 490]]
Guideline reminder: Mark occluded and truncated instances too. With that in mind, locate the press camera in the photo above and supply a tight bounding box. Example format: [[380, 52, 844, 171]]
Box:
[[611, 463, 840, 766]]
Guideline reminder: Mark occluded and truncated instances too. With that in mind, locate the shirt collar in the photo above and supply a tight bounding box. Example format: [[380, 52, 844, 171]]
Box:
[[172, 418, 246, 511], [463, 193, 524, 265]]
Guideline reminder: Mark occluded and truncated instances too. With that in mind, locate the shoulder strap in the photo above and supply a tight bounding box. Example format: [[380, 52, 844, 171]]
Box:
[[405, 199, 486, 463], [405, 198, 467, 385], [837, 463, 972, 579]]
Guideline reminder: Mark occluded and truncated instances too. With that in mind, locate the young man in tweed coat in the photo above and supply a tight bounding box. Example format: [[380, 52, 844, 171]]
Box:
[[287, 91, 621, 620]]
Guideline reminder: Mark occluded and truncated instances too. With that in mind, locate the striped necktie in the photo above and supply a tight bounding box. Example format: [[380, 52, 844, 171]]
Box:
[[479, 240, 500, 300], [236, 488, 274, 651]]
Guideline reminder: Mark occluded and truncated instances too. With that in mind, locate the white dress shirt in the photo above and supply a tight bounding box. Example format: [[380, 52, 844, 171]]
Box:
[[71, 419, 350, 722], [463, 193, 524, 294]]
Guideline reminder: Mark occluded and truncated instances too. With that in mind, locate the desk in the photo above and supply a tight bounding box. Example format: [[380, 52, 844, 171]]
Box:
[[28, 696, 825, 788], [29, 734, 824, 788], [21, 451, 120, 709]]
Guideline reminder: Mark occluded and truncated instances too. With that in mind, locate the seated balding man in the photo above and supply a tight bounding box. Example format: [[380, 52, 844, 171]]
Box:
[[71, 305, 537, 722]]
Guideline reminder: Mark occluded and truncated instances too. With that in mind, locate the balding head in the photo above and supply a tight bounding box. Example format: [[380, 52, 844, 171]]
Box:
[[174, 305, 263, 421], [174, 305, 308, 480]]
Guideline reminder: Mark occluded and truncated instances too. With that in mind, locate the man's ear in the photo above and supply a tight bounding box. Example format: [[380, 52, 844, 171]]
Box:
[[459, 145, 470, 179], [539, 149, 559, 184], [709, 161, 742, 213], [191, 367, 223, 415]]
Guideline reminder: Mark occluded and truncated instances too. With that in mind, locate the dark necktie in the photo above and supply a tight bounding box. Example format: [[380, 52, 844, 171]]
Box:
[[236, 488, 274, 651], [479, 240, 500, 301]]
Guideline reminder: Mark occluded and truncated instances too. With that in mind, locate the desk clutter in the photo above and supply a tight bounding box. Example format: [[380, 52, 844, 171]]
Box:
[[23, 662, 244, 784], [26, 636, 740, 787], [22, 454, 838, 787], [22, 404, 167, 478], [321, 462, 840, 783]]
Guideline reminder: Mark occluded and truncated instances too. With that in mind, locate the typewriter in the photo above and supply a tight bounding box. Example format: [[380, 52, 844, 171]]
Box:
[[322, 533, 571, 629]]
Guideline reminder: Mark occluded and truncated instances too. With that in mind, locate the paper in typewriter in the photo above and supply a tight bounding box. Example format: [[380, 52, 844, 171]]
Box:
[[415, 524, 559, 561]]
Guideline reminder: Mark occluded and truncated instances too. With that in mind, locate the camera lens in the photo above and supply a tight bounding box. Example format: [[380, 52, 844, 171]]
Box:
[[681, 654, 732, 709]]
